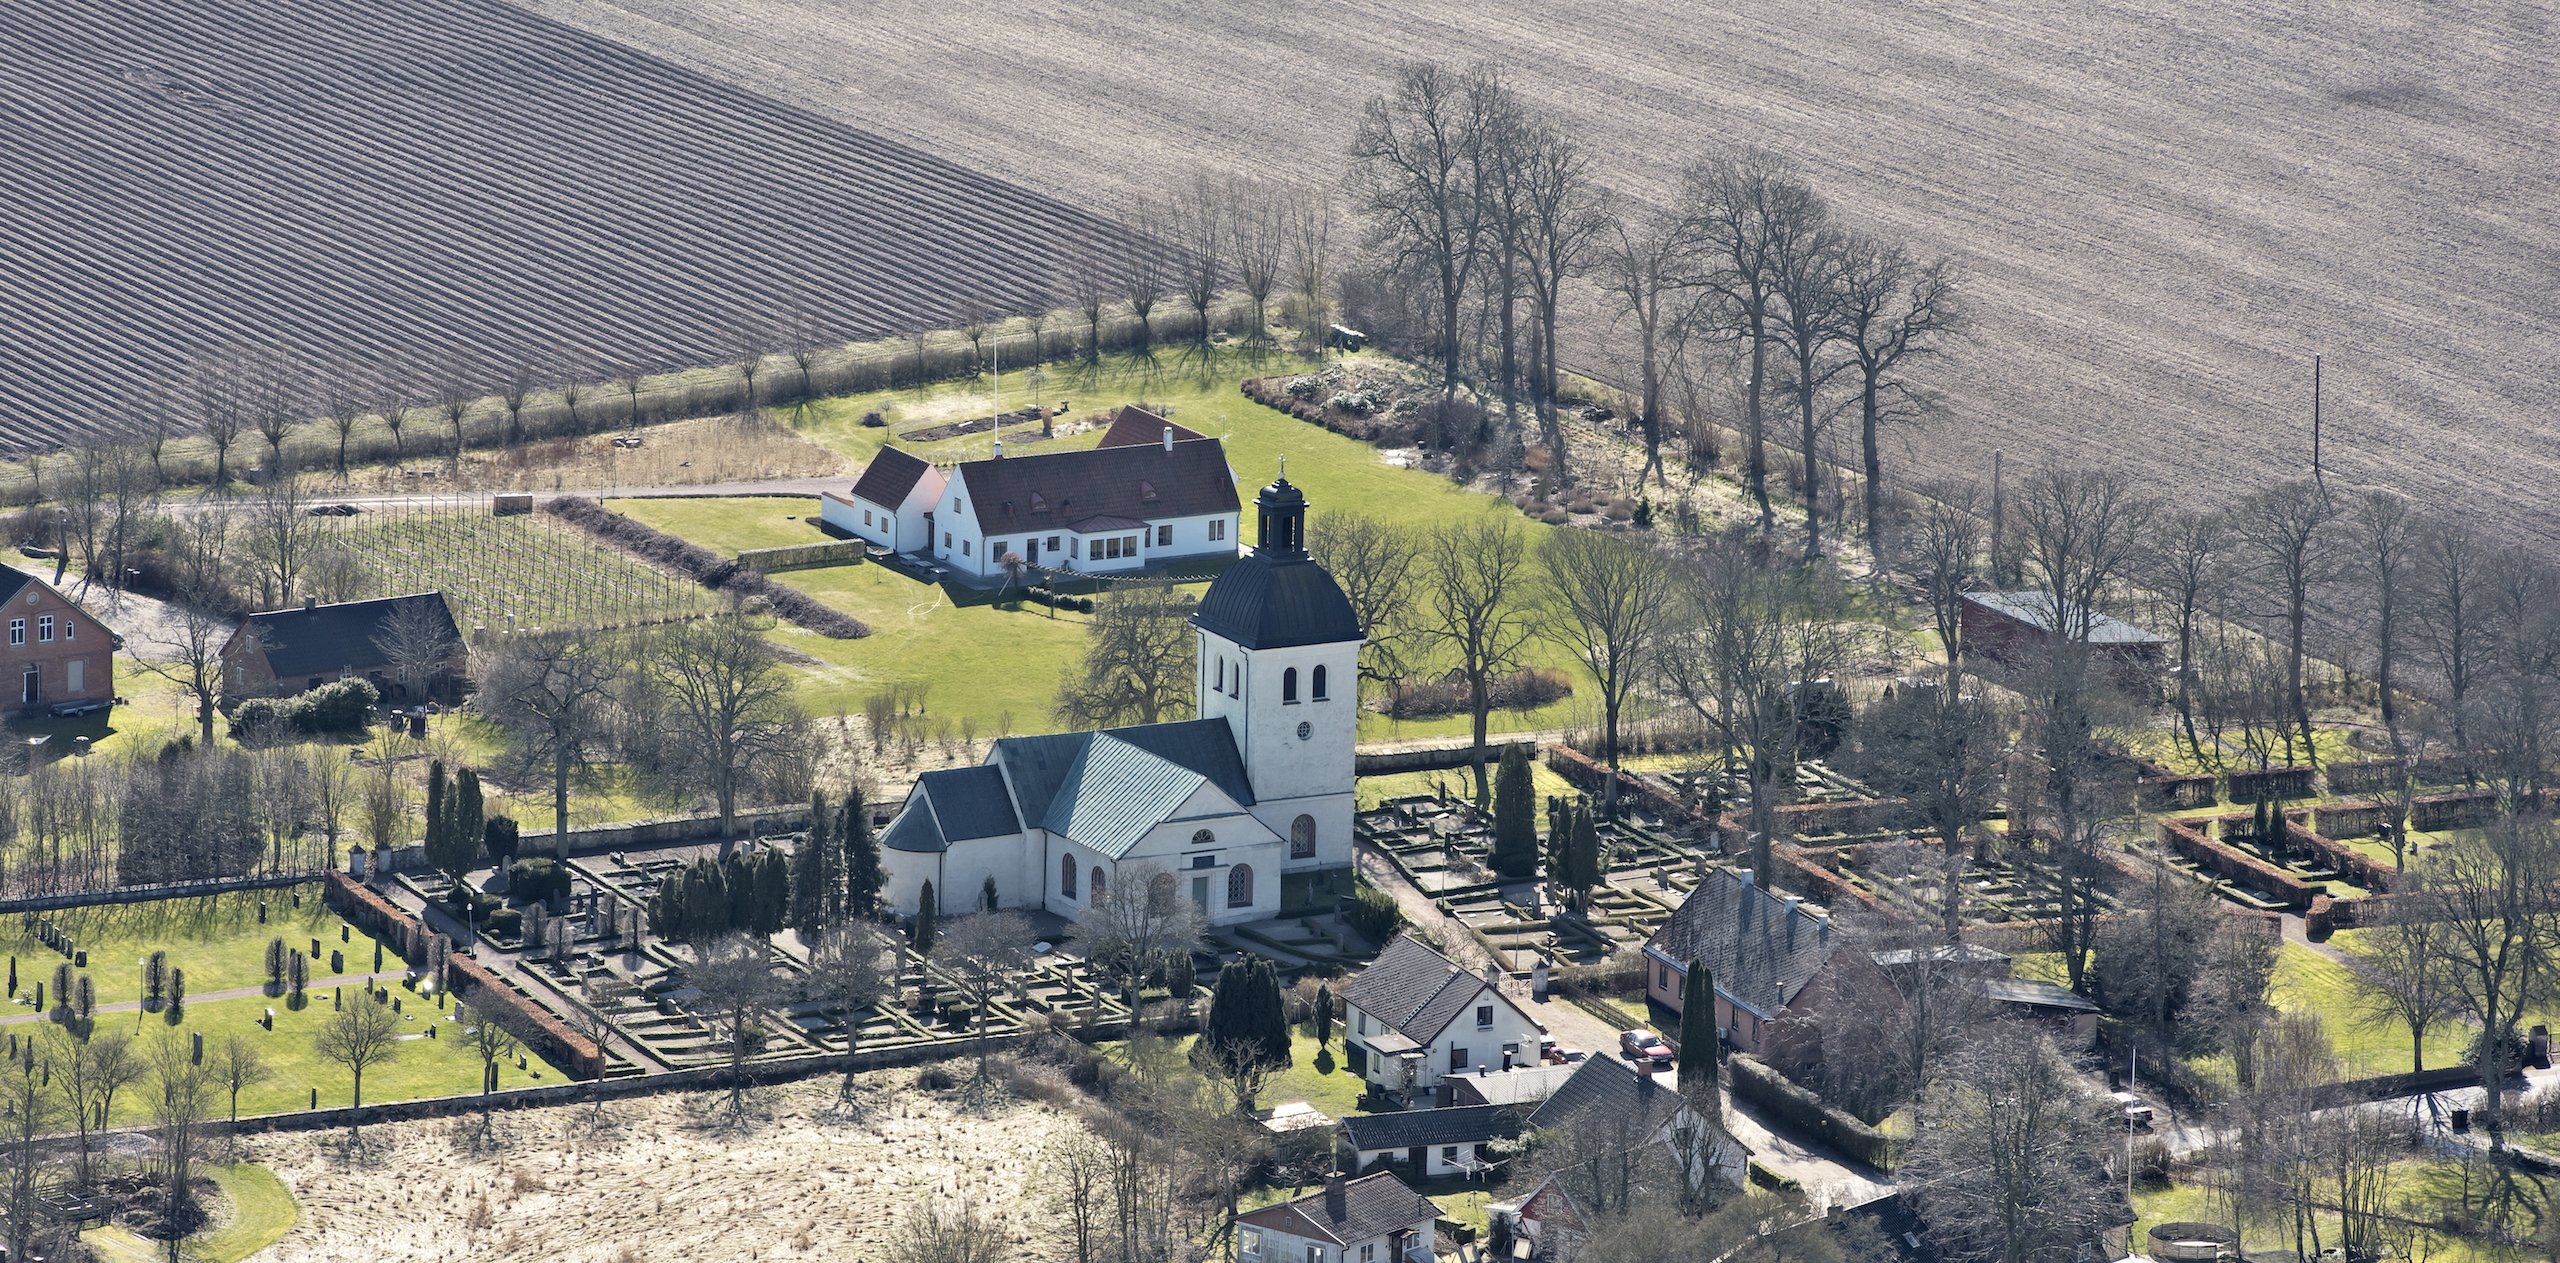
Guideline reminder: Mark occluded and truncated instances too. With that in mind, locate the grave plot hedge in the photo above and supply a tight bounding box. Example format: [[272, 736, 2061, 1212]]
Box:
[[542, 497, 871, 638]]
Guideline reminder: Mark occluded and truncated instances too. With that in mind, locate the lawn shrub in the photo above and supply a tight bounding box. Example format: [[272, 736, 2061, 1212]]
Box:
[[1381, 668, 1572, 720], [228, 679, 380, 739], [541, 497, 872, 638], [482, 908, 523, 938], [916, 1065, 956, 1091], [1344, 883, 1405, 946], [507, 859, 572, 904]]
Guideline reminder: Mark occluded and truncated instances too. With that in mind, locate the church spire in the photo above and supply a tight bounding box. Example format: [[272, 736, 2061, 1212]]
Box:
[[1255, 462, 1309, 560]]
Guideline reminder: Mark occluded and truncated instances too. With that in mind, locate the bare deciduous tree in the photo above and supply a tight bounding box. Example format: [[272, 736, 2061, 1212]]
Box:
[[313, 991, 402, 1145], [246, 474, 324, 607], [2147, 509, 2232, 765], [1417, 515, 1539, 800], [1836, 238, 1961, 559], [475, 628, 623, 841], [187, 343, 249, 487], [935, 910, 1033, 1077], [1282, 184, 1337, 342], [1053, 580, 1197, 729], [2230, 479, 2341, 765], [370, 593, 461, 702], [688, 934, 777, 1117], [135, 584, 239, 746], [1595, 204, 1695, 485], [1899, 478, 1985, 673], [1686, 150, 1819, 530], [1536, 529, 1674, 770], [1306, 511, 1418, 688], [1903, 1025, 2119, 1263], [1515, 124, 1611, 465], [1348, 60, 1505, 397], [2412, 815, 2558, 1152], [1080, 863, 1205, 1002], [434, 350, 479, 461], [643, 612, 803, 839]]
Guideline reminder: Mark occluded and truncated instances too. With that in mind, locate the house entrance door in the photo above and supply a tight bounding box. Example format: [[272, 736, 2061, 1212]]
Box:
[[20, 668, 35, 706], [1191, 876, 1210, 912]]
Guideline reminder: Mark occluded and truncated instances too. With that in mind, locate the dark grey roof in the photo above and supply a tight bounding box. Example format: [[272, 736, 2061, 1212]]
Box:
[[242, 593, 459, 679], [920, 765, 1019, 842], [1190, 550, 1362, 650], [1643, 868, 1840, 1020], [1340, 935, 1499, 1045], [1341, 1103, 1523, 1152], [880, 793, 946, 854], [1962, 591, 2162, 645], [0, 566, 34, 606], [980, 719, 1257, 859], [987, 729, 1094, 825], [1066, 514, 1149, 534], [955, 436, 1238, 536], [1978, 976, 2101, 1013], [1095, 405, 1206, 449], [1236, 1172, 1442, 1248], [851, 447, 933, 508], [1525, 1055, 1684, 1135]]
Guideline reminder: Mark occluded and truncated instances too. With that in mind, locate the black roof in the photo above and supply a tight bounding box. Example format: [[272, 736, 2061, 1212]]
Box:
[[955, 436, 1238, 536], [1236, 1172, 1441, 1248], [1525, 1055, 1685, 1135], [1644, 867, 1840, 1020], [0, 566, 34, 605], [850, 446, 933, 508], [1339, 936, 1499, 1045], [920, 765, 1020, 842], [1191, 549, 1361, 650], [240, 593, 459, 679], [1341, 1103, 1523, 1152]]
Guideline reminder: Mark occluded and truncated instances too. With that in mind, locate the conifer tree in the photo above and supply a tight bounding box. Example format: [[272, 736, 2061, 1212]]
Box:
[[843, 786, 884, 919], [456, 768, 484, 864], [791, 789, 838, 936], [424, 759, 449, 864], [1566, 802, 1604, 906], [1491, 744, 1539, 878], [1678, 959, 1720, 1087], [912, 881, 938, 955], [1313, 982, 1334, 1047]]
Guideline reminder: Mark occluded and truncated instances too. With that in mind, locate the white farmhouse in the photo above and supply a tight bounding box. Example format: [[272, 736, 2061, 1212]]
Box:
[[873, 469, 1362, 924], [820, 406, 1241, 580], [1235, 1171, 1441, 1263], [1338, 935, 1546, 1107]]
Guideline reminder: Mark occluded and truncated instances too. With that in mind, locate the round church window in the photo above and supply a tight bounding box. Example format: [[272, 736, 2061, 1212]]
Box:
[[1297, 721, 1312, 741]]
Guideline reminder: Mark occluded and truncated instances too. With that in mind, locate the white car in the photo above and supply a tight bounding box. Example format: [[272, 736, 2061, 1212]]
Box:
[[2108, 1092, 2154, 1128]]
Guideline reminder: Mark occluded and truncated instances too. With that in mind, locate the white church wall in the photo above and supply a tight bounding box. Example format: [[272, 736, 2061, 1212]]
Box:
[[1241, 792, 1356, 875], [879, 842, 940, 917], [1114, 802, 1287, 926], [942, 834, 1037, 913]]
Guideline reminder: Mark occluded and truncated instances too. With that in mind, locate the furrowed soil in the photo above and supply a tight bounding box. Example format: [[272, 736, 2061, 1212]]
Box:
[[241, 1073, 1078, 1263], [516, 0, 2560, 546]]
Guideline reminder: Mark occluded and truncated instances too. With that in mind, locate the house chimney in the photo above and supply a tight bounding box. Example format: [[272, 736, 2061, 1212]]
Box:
[[1325, 1170, 1348, 1203], [1785, 895, 1801, 918], [1818, 913, 1831, 942], [993, 439, 1004, 458], [303, 596, 315, 612], [1163, 426, 1174, 451]]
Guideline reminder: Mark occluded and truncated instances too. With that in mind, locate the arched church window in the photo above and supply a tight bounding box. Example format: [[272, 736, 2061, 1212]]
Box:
[[1192, 829, 1215, 847], [1312, 665, 1327, 700], [1291, 815, 1317, 859], [1282, 667, 1298, 703], [1147, 870, 1178, 915], [1091, 867, 1107, 903], [1215, 656, 1224, 692], [1061, 854, 1077, 899], [1228, 864, 1254, 908]]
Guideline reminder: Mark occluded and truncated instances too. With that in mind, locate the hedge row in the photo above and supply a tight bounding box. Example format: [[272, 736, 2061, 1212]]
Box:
[[1727, 1054, 1898, 1169], [541, 497, 870, 638]]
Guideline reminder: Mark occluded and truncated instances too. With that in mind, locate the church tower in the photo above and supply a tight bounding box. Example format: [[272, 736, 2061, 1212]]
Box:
[[1190, 467, 1363, 873]]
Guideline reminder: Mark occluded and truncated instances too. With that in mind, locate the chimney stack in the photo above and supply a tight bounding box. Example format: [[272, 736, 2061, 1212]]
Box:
[[1163, 426, 1174, 452], [1785, 895, 1801, 918], [993, 439, 1004, 458], [303, 596, 315, 612], [1325, 1169, 1348, 1203]]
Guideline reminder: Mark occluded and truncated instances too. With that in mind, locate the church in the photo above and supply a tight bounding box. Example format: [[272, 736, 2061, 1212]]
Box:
[[876, 469, 1363, 925]]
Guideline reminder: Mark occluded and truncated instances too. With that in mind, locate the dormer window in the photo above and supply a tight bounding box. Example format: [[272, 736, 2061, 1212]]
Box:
[[1031, 493, 1048, 513], [1140, 479, 1158, 501]]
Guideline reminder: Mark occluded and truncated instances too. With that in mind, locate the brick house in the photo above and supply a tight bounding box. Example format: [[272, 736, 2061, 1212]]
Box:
[[1641, 867, 1840, 1057], [0, 565, 117, 719], [221, 592, 463, 700], [1236, 1171, 1441, 1263]]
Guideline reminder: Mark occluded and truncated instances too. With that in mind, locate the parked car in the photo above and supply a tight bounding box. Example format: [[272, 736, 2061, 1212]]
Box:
[[2108, 1092, 2154, 1128], [1539, 1036, 1585, 1065], [1619, 1029, 1674, 1069]]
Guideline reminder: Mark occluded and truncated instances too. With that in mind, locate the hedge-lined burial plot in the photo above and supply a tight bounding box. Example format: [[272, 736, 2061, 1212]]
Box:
[[0, 0, 1148, 453]]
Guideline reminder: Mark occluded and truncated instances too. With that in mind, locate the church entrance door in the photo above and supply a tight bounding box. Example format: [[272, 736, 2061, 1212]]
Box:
[[1190, 876, 1210, 913]]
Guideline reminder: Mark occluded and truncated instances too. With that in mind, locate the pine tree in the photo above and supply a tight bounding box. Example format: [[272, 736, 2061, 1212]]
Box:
[[981, 875, 1000, 912], [843, 785, 884, 919], [912, 881, 938, 955], [1491, 744, 1539, 879], [1678, 959, 1720, 1088], [1313, 982, 1334, 1047], [1567, 802, 1604, 905]]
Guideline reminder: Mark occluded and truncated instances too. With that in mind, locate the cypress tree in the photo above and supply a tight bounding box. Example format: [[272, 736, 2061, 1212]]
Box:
[[424, 760, 448, 867], [792, 790, 834, 934], [981, 875, 1000, 912], [1491, 744, 1538, 879], [456, 769, 484, 866], [1567, 803, 1603, 904], [6, 956, 13, 997], [263, 939, 284, 987], [288, 949, 309, 999], [912, 881, 938, 955], [169, 968, 185, 1020], [752, 849, 791, 940], [843, 785, 884, 919], [75, 974, 94, 1021], [686, 858, 731, 941], [1678, 959, 1720, 1088], [1313, 982, 1333, 1047]]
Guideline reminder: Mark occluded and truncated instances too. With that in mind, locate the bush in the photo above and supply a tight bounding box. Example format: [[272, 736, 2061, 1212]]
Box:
[[508, 858, 572, 904], [1383, 668, 1573, 720], [1066, 1051, 1124, 1093], [916, 1065, 957, 1091], [1284, 376, 1323, 401], [1344, 883, 1405, 946], [482, 908, 523, 938], [227, 678, 380, 740]]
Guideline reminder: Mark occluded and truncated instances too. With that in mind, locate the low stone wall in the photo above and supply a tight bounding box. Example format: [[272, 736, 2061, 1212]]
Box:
[[1356, 740, 1540, 777], [0, 871, 325, 915], [736, 540, 865, 573]]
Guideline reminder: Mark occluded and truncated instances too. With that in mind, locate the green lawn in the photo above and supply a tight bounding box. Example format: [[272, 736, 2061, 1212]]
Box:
[[3, 887, 401, 1010], [622, 350, 1622, 742], [601, 496, 834, 557], [195, 1163, 301, 1263], [1356, 764, 1579, 810], [2267, 941, 2465, 1076]]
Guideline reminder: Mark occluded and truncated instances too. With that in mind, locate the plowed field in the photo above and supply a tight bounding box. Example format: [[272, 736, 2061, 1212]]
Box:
[[0, 0, 1141, 452], [515, 0, 2560, 544]]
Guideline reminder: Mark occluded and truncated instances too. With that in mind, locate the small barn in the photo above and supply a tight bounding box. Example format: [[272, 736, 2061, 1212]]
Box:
[[1959, 591, 2165, 672], [222, 592, 463, 700]]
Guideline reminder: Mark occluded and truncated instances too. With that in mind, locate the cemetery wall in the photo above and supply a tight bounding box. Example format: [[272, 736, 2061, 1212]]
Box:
[[2157, 819, 2322, 910], [1355, 739, 1541, 777], [2226, 766, 2316, 801], [520, 804, 813, 857]]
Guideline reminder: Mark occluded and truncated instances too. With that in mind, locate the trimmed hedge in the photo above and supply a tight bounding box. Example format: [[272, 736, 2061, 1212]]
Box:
[[229, 678, 379, 738], [1727, 1054, 1898, 1170], [541, 496, 871, 638]]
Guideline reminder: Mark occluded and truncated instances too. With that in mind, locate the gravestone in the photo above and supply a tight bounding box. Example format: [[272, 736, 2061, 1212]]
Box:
[[258, 901, 268, 924], [191, 1032, 203, 1063], [331, 950, 343, 974], [311, 938, 322, 959]]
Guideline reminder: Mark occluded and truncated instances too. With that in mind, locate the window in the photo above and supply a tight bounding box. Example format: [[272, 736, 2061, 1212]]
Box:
[[1047, 536, 1060, 550], [1230, 666, 1240, 699], [1449, 1047, 1468, 1073], [1477, 1004, 1494, 1029], [1215, 657, 1225, 692], [1071, 538, 1080, 558], [6, 619, 19, 646], [1156, 524, 1171, 546], [37, 615, 52, 643], [943, 532, 952, 549], [1031, 493, 1048, 513], [1228, 863, 1253, 908], [952, 497, 962, 512], [19, 669, 34, 706], [60, 619, 70, 640], [1091, 867, 1106, 902], [1307, 1248, 1325, 1263], [1211, 518, 1226, 541], [1192, 829, 1216, 847], [1312, 665, 1327, 700], [1240, 1228, 1262, 1260], [1192, 854, 1216, 869], [1282, 667, 1298, 703], [1440, 1147, 1457, 1165], [1362, 1247, 1375, 1263], [1124, 534, 1139, 555], [1061, 855, 1077, 899], [961, 540, 971, 556], [994, 541, 1007, 559], [863, 510, 873, 526], [1290, 815, 1316, 859]]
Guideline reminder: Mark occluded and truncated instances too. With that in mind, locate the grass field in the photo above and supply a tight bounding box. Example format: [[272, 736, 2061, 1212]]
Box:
[[196, 1163, 302, 1263], [3, 888, 396, 1007], [600, 496, 834, 557]]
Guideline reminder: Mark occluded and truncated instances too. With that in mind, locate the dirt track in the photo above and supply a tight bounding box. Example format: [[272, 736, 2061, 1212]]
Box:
[[513, 0, 2560, 546]]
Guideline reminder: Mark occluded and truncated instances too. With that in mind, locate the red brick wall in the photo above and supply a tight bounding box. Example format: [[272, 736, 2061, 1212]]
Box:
[[0, 576, 114, 717], [323, 870, 603, 1080]]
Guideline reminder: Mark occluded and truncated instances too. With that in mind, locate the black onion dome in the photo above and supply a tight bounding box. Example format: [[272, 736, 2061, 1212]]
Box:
[[1191, 549, 1363, 649]]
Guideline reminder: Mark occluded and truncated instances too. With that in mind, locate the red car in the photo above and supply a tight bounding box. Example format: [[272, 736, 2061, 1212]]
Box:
[[1540, 1038, 1586, 1065], [1620, 1029, 1674, 1070]]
